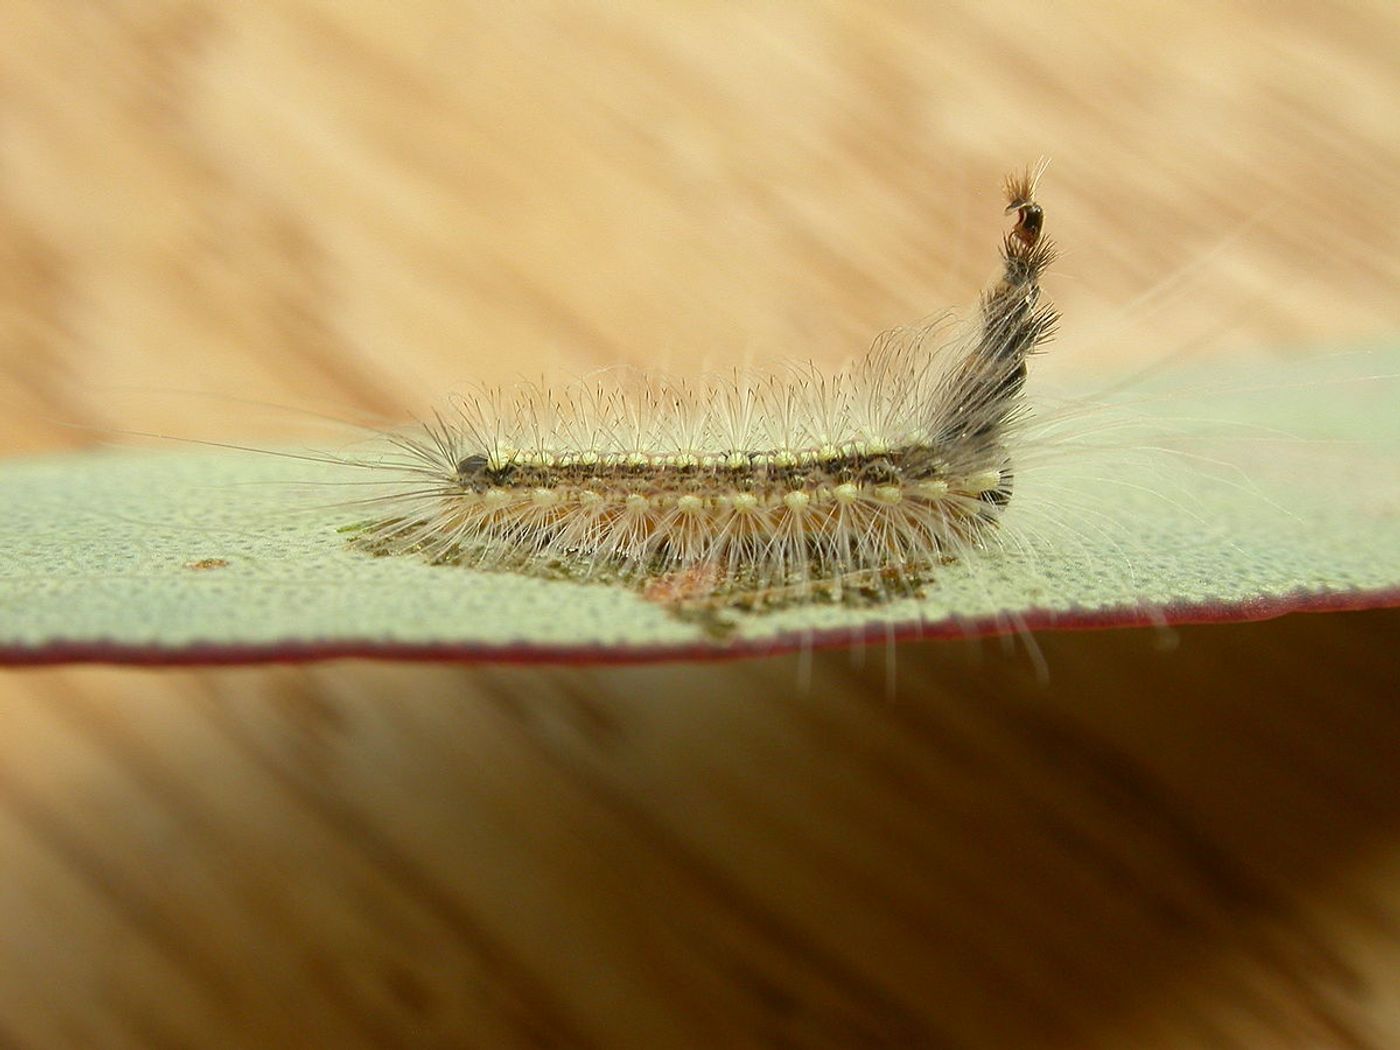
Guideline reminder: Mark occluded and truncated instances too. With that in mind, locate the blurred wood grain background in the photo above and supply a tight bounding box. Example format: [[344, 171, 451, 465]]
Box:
[[1, 2, 1398, 1047]]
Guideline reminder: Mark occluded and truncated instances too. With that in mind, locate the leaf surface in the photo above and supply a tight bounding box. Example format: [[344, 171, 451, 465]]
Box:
[[2, 349, 1397, 664]]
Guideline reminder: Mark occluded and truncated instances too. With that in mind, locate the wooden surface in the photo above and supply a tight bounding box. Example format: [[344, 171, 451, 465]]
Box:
[[2, 2, 1399, 1047]]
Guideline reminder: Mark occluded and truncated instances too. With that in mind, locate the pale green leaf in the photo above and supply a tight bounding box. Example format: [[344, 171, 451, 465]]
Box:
[[2, 348, 1397, 663]]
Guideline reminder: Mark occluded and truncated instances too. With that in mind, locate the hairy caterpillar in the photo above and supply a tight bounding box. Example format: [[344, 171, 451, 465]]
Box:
[[343, 165, 1059, 621]]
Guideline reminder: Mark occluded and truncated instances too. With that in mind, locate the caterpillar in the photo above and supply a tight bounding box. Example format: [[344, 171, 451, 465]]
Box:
[[347, 165, 1058, 619]]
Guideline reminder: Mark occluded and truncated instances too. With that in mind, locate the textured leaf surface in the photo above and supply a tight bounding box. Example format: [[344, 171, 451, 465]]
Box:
[[2, 350, 1398, 664]]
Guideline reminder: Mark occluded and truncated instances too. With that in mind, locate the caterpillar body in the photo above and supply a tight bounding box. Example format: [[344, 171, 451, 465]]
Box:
[[351, 167, 1058, 616]]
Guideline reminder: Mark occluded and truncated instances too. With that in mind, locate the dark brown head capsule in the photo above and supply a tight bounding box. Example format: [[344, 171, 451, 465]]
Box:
[[1011, 201, 1042, 247], [456, 454, 492, 490]]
